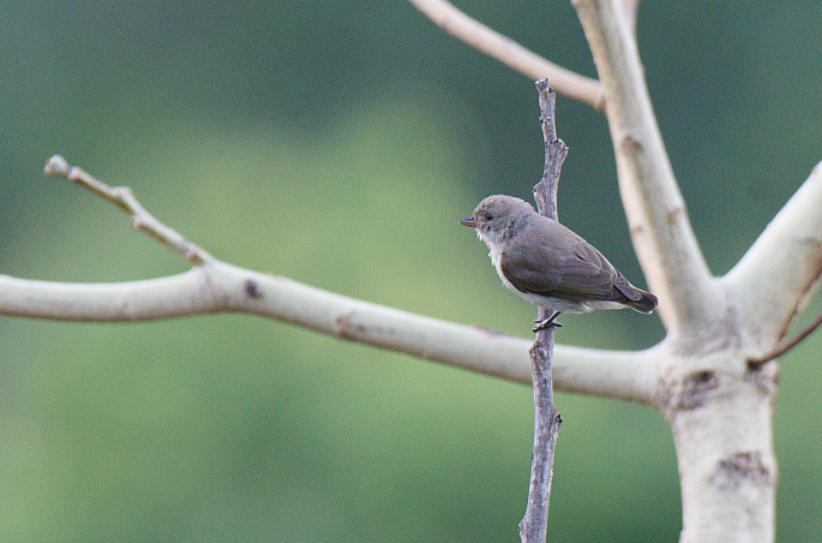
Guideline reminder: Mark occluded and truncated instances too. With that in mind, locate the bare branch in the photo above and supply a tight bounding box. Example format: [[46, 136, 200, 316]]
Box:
[[0, 260, 659, 400], [0, 260, 657, 401], [519, 340, 560, 543], [408, 0, 604, 110], [725, 160, 822, 352], [518, 79, 566, 543], [532, 79, 568, 220], [572, 0, 717, 333], [45, 155, 214, 265], [0, 270, 217, 321], [553, 344, 657, 404]]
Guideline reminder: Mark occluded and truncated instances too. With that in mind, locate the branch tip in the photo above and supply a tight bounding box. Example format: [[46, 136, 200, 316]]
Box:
[[40, 155, 213, 265], [44, 154, 70, 177]]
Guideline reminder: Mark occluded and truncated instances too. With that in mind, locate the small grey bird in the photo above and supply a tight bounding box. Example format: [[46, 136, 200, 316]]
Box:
[[460, 194, 658, 331]]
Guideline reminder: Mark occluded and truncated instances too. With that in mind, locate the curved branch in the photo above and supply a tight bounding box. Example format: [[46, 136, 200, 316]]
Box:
[[408, 0, 604, 110], [572, 0, 718, 333], [725, 160, 822, 352], [0, 270, 217, 321], [0, 265, 533, 382], [0, 263, 656, 403]]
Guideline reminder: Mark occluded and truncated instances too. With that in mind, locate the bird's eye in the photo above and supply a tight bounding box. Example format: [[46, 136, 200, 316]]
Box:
[[484, 213, 494, 221]]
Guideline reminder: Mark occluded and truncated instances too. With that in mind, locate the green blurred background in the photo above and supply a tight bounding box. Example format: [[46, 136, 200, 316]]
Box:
[[1, 0, 820, 541]]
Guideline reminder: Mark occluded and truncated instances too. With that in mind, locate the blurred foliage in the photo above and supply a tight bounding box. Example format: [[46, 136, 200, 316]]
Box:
[[1, 0, 820, 541]]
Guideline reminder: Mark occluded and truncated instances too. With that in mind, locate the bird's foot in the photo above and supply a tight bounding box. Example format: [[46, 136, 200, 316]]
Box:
[[532, 311, 563, 332]]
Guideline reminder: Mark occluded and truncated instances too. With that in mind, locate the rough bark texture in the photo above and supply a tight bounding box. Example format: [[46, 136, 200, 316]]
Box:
[[517, 79, 567, 543]]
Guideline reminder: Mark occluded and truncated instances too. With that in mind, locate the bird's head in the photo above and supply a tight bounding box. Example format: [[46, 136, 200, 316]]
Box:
[[459, 194, 535, 247]]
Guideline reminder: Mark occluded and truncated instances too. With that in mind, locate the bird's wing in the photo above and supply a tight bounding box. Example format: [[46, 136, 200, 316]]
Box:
[[501, 219, 639, 302], [500, 242, 564, 294], [554, 243, 640, 302]]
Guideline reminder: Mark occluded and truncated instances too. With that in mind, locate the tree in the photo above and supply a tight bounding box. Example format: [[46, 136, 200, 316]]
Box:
[[2, 0, 821, 541]]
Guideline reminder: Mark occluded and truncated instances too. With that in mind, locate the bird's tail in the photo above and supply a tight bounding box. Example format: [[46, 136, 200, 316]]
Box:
[[627, 289, 659, 314]]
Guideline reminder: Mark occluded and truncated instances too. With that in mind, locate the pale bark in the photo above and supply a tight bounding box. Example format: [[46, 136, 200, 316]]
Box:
[[0, 258, 663, 401], [571, 1, 785, 540], [725, 160, 822, 354]]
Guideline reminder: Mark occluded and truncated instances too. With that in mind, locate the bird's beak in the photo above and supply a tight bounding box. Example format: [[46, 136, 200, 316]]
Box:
[[459, 216, 479, 228]]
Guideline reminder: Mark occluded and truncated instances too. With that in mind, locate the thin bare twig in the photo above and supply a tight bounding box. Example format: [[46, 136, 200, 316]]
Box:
[[44, 154, 214, 265], [517, 78, 566, 543], [407, 0, 605, 110], [748, 308, 822, 368]]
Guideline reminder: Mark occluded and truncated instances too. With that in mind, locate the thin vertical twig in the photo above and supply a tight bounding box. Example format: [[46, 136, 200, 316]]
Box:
[[518, 78, 568, 543]]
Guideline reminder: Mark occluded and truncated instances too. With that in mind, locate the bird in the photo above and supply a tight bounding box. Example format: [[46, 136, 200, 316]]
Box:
[[459, 194, 658, 331]]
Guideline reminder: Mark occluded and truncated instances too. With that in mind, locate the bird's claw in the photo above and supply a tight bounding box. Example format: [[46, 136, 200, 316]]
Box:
[[532, 312, 563, 332]]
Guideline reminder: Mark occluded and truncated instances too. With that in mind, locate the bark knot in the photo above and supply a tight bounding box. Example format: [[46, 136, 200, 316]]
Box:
[[711, 451, 773, 489], [670, 369, 720, 410]]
